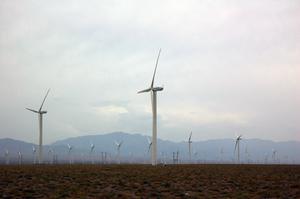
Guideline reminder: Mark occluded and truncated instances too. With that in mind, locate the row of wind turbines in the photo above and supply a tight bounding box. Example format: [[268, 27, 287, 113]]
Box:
[[2, 132, 281, 165], [11, 49, 283, 166]]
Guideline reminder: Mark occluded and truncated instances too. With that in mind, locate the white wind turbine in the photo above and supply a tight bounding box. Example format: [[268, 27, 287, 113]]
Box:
[[32, 146, 37, 164], [26, 89, 50, 164], [48, 148, 54, 164], [234, 135, 242, 163], [114, 141, 123, 164], [138, 49, 164, 166], [4, 149, 9, 165], [90, 143, 95, 164], [18, 151, 22, 165], [272, 149, 277, 163], [67, 144, 73, 164], [188, 132, 192, 162]]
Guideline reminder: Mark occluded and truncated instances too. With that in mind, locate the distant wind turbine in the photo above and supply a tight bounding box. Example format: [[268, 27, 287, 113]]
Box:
[[272, 149, 277, 163], [67, 144, 73, 164], [48, 148, 54, 164], [18, 151, 22, 165], [188, 132, 192, 162], [234, 135, 242, 163], [26, 89, 50, 164], [220, 147, 224, 163], [115, 141, 123, 164], [32, 146, 36, 164], [138, 49, 164, 166], [90, 143, 95, 164], [4, 149, 9, 165]]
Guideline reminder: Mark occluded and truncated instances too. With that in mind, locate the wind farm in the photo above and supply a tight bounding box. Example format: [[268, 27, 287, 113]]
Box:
[[1, 0, 300, 198], [0, 51, 299, 198]]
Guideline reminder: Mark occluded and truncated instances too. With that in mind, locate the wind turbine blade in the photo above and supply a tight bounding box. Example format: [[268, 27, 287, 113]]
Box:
[[147, 137, 151, 144], [138, 88, 151, 94], [26, 108, 39, 113], [39, 88, 50, 112], [234, 139, 238, 153], [150, 49, 161, 88], [189, 132, 192, 141]]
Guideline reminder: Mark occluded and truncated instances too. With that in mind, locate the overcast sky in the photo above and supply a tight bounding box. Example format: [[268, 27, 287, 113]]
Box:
[[0, 0, 299, 144]]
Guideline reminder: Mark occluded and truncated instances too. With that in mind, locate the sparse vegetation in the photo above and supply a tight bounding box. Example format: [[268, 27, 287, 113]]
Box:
[[0, 164, 299, 198]]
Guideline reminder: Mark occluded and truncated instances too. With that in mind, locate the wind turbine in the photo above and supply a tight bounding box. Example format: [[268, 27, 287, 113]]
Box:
[[114, 141, 123, 164], [26, 89, 50, 164], [234, 135, 242, 163], [220, 147, 224, 163], [272, 149, 277, 163], [4, 149, 9, 165], [67, 144, 73, 164], [48, 148, 54, 164], [188, 132, 192, 162], [90, 143, 95, 164], [18, 151, 22, 165], [32, 146, 36, 164], [138, 49, 163, 166]]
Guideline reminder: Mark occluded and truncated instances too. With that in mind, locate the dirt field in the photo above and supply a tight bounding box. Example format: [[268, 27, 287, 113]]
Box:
[[0, 164, 299, 198]]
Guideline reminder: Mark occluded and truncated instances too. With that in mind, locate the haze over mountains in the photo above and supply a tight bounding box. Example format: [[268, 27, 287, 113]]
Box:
[[0, 132, 299, 164]]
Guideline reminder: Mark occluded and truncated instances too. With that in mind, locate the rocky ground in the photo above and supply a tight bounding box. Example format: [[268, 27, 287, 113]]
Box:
[[1, 164, 300, 198]]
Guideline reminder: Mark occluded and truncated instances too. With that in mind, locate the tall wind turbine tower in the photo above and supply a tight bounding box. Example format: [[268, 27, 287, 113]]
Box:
[[138, 49, 164, 166], [188, 132, 192, 162], [234, 135, 242, 163], [26, 89, 50, 164]]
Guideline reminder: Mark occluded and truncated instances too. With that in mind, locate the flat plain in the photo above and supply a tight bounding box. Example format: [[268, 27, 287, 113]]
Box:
[[1, 164, 299, 198]]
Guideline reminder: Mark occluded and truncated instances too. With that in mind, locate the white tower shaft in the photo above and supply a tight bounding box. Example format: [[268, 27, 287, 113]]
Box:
[[38, 113, 43, 164], [151, 91, 157, 166], [237, 141, 240, 163], [117, 147, 120, 164]]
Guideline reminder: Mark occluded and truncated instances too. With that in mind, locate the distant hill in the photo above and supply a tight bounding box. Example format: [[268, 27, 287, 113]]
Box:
[[0, 132, 299, 164]]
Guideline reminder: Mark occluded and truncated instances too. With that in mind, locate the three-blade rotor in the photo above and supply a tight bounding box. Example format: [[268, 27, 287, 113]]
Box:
[[138, 49, 162, 94], [234, 135, 242, 153], [26, 89, 50, 114]]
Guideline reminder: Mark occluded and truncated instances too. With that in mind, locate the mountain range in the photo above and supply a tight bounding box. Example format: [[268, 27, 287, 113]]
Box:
[[0, 132, 299, 164]]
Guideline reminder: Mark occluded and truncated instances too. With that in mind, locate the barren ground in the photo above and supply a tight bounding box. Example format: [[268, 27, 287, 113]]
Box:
[[1, 164, 300, 198]]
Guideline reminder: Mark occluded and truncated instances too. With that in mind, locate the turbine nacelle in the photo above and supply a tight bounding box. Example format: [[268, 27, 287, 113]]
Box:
[[138, 86, 164, 94]]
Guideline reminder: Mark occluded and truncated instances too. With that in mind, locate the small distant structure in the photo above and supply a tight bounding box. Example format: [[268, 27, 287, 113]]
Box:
[[67, 144, 73, 164], [90, 143, 95, 164], [4, 149, 9, 165], [172, 151, 179, 164], [234, 135, 242, 163], [114, 141, 123, 164], [188, 132, 192, 163], [32, 146, 37, 164], [18, 151, 23, 165]]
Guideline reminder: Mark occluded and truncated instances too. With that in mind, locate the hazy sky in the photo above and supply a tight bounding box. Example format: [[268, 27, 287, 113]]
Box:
[[0, 0, 299, 144]]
